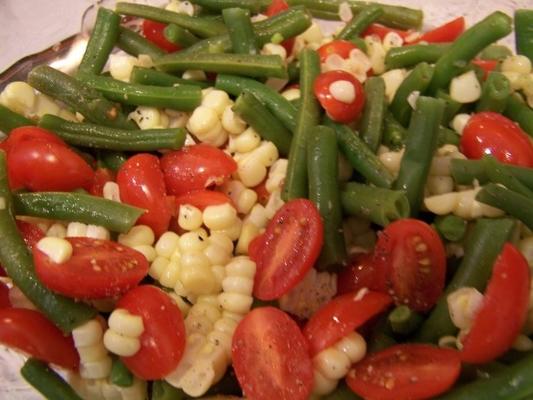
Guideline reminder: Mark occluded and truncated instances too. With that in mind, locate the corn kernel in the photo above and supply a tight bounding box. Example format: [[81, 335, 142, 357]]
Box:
[[118, 225, 155, 247], [155, 231, 180, 258], [36, 237, 73, 264]]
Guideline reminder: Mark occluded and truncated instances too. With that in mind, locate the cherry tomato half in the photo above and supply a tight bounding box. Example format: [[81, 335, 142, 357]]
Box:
[[346, 344, 461, 400], [411, 17, 465, 44], [314, 70, 366, 123], [119, 285, 186, 380], [362, 24, 411, 41], [142, 19, 180, 53], [232, 307, 314, 400], [0, 126, 65, 153], [460, 244, 530, 364], [336, 252, 387, 295], [174, 189, 232, 211], [461, 112, 533, 167], [251, 199, 323, 300], [0, 308, 79, 370], [317, 40, 359, 63], [374, 219, 446, 312], [33, 237, 149, 299]]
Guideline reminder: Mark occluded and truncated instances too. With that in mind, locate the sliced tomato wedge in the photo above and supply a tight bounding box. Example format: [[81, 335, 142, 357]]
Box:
[[363, 24, 411, 41], [251, 199, 323, 300], [346, 344, 461, 400], [33, 237, 149, 299], [119, 285, 186, 380], [411, 17, 465, 44], [174, 189, 232, 211], [336, 252, 387, 295], [0, 308, 79, 370], [142, 19, 180, 53], [317, 40, 359, 63], [232, 307, 314, 400], [460, 244, 530, 364]]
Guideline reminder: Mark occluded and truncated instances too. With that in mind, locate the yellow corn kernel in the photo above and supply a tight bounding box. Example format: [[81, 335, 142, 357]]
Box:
[[103, 330, 141, 357], [178, 229, 209, 253], [36, 237, 73, 264], [230, 127, 261, 153], [502, 55, 532, 75], [32, 93, 61, 118], [178, 204, 203, 231], [236, 221, 260, 255], [160, 260, 181, 288], [221, 105, 246, 135], [132, 245, 157, 262], [46, 223, 67, 238], [72, 319, 104, 348], [203, 203, 238, 231], [335, 332, 366, 363], [79, 356, 113, 380], [312, 369, 338, 396], [108, 308, 144, 337], [66, 222, 88, 237], [450, 70, 482, 103], [211, 218, 242, 241], [118, 225, 155, 247], [202, 89, 232, 116], [313, 347, 351, 380], [76, 342, 109, 363], [155, 231, 180, 258], [1, 81, 36, 115], [86, 225, 111, 240], [149, 256, 170, 280]]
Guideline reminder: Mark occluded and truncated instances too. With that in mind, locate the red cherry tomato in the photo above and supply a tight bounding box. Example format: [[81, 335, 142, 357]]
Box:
[[460, 244, 530, 364], [0, 282, 10, 308], [314, 70, 366, 123], [117, 153, 172, 237], [251, 199, 323, 300], [33, 237, 149, 299], [174, 189, 232, 211], [303, 291, 392, 356], [247, 233, 264, 260], [317, 40, 359, 63], [161, 144, 237, 196], [7, 140, 94, 192], [16, 220, 45, 249], [118, 285, 186, 380], [374, 219, 446, 312], [0, 308, 79, 369], [336, 252, 386, 295], [346, 344, 461, 400], [89, 168, 114, 197], [363, 23, 411, 40], [411, 17, 465, 44], [252, 180, 270, 206], [461, 112, 533, 167], [142, 19, 180, 53], [1, 126, 65, 153], [471, 59, 499, 80], [232, 307, 314, 400]]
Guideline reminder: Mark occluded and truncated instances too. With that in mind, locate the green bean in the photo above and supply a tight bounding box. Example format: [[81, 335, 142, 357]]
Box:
[[222, 8, 259, 55], [129, 67, 210, 88], [350, 37, 368, 53], [152, 380, 188, 400], [385, 43, 451, 70], [27, 65, 134, 130], [283, 49, 321, 200], [233, 91, 292, 156], [97, 150, 128, 172], [0, 153, 96, 332], [428, 12, 513, 94], [504, 93, 533, 137], [216, 74, 297, 131], [390, 62, 434, 127], [368, 318, 397, 353], [164, 24, 200, 48], [434, 215, 467, 242], [78, 74, 201, 111], [337, 5, 383, 41], [39, 114, 185, 152], [21, 358, 82, 400], [516, 10, 533, 62], [482, 156, 533, 198], [436, 352, 533, 400], [0, 104, 35, 134], [323, 383, 364, 400], [437, 126, 460, 147], [416, 218, 516, 343], [155, 52, 287, 79], [476, 72, 511, 113], [286, 0, 423, 29], [116, 3, 226, 38], [394, 96, 445, 216], [288, 60, 300, 82], [325, 118, 394, 188], [110, 358, 134, 387], [308, 126, 346, 269], [14, 192, 144, 233], [382, 111, 406, 150], [117, 27, 165, 60], [436, 90, 463, 125], [360, 77, 386, 153], [388, 305, 423, 335], [77, 8, 120, 76], [341, 182, 409, 226], [190, 0, 269, 13], [479, 44, 512, 61]]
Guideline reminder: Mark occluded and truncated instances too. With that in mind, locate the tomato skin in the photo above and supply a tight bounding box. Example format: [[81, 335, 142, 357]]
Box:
[[374, 219, 446, 312], [252, 180, 270, 206], [461, 112, 533, 167], [1, 126, 65, 153], [346, 344, 461, 400], [16, 220, 45, 249], [411, 17, 465, 44], [33, 237, 149, 299], [0, 308, 79, 370], [174, 189, 232, 211], [471, 59, 499, 80], [363, 24, 411, 40], [336, 253, 387, 295], [317, 40, 359, 63], [314, 70, 366, 123], [232, 307, 314, 400], [117, 153, 172, 237], [460, 244, 530, 364], [118, 285, 186, 380], [0, 282, 10, 308], [89, 168, 114, 197], [251, 199, 323, 301], [303, 291, 392, 356], [142, 19, 180, 53]]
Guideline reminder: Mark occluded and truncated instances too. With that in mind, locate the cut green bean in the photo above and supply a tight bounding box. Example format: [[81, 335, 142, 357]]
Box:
[[428, 12, 513, 94], [39, 114, 185, 152], [190, 0, 269, 13], [0, 153, 96, 332], [436, 90, 463, 125], [130, 66, 210, 88], [283, 49, 321, 200], [482, 156, 533, 198], [78, 74, 201, 111], [385, 43, 451, 70], [504, 93, 533, 137], [222, 8, 259, 54], [308, 125, 346, 269], [233, 91, 292, 156], [382, 112, 406, 150], [337, 5, 383, 40], [110, 358, 134, 387], [437, 126, 460, 147], [417, 218, 516, 343], [28, 65, 135, 129], [516, 9, 533, 62], [116, 3, 226, 38], [341, 182, 410, 226], [390, 62, 434, 127], [164, 24, 200, 48], [434, 215, 467, 242], [14, 192, 144, 233], [476, 72, 511, 112], [360, 77, 386, 153], [77, 8, 120, 76], [0, 104, 35, 134], [325, 118, 394, 188], [479, 44, 512, 61], [388, 305, 423, 335], [394, 96, 445, 216], [117, 27, 165, 60], [21, 358, 82, 400]]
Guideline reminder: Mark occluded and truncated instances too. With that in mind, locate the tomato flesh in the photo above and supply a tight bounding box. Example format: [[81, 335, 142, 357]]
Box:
[[1, 126, 65, 153], [142, 19, 180, 53], [363, 24, 411, 40], [336, 253, 387, 295], [411, 17, 465, 44], [174, 189, 232, 211], [317, 40, 359, 63], [89, 168, 114, 197], [0, 282, 10, 308]]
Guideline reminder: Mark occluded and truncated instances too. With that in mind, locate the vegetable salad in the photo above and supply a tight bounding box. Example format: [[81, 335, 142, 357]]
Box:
[[1, 1, 533, 399]]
